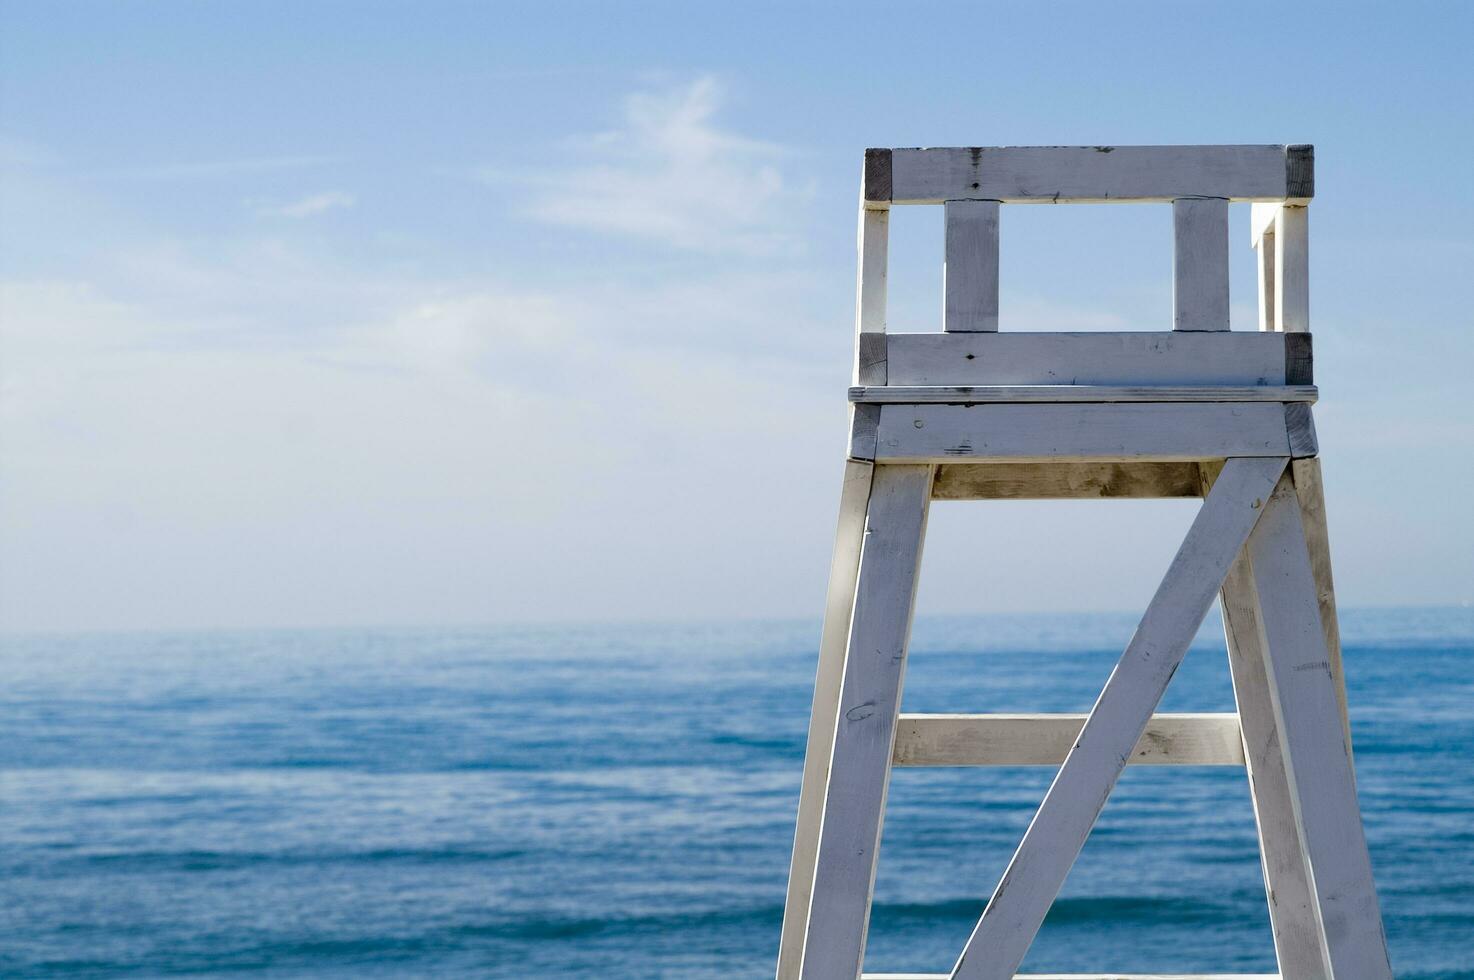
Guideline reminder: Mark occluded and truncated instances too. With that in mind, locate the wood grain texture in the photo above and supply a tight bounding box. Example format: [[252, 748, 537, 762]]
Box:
[[931, 461, 1202, 500], [849, 404, 880, 461], [1220, 554, 1330, 980], [1283, 335, 1313, 386], [1173, 198, 1231, 331], [944, 200, 1000, 332], [801, 465, 932, 980], [886, 332, 1294, 387], [1245, 478, 1392, 979], [777, 460, 875, 980], [888, 145, 1304, 204], [893, 713, 1244, 766], [1284, 403, 1318, 458], [864, 148, 893, 205], [850, 385, 1316, 404], [873, 403, 1293, 464], [949, 457, 1288, 980]]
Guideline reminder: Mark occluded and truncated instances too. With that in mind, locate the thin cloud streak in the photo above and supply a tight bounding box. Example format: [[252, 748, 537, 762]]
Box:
[[493, 75, 811, 256], [257, 191, 356, 219]]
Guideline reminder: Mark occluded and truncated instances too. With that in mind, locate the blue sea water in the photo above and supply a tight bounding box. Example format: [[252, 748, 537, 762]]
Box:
[[1, 608, 1471, 978]]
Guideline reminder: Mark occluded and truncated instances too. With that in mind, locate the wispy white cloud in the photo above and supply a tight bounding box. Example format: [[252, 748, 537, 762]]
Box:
[[256, 190, 356, 219], [496, 75, 810, 255]]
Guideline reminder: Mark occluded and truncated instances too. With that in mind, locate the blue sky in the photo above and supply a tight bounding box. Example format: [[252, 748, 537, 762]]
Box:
[[2, 1, 1471, 630]]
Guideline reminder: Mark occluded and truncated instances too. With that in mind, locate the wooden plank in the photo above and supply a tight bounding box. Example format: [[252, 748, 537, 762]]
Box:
[[893, 712, 1244, 766], [1289, 458, 1351, 754], [867, 974, 1280, 980], [945, 200, 1000, 332], [777, 460, 875, 980], [886, 332, 1294, 387], [931, 461, 1202, 500], [873, 403, 1293, 464], [850, 404, 880, 461], [1286, 145, 1315, 200], [1274, 206, 1309, 334], [1256, 229, 1277, 332], [887, 145, 1306, 205], [855, 208, 890, 384], [950, 457, 1288, 980], [1245, 477, 1392, 979], [801, 465, 932, 980], [1220, 554, 1330, 980], [864, 148, 892, 207], [850, 385, 1317, 404], [1173, 198, 1231, 331]]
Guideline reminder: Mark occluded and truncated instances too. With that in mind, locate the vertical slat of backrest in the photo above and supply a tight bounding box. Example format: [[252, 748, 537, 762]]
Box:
[[1172, 197, 1231, 331], [1252, 203, 1279, 332], [855, 207, 890, 385], [1276, 205, 1310, 333], [943, 200, 1000, 332]]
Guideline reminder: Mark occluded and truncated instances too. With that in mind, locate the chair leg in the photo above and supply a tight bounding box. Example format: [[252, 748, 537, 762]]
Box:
[[1245, 476, 1392, 979], [778, 459, 875, 980], [800, 464, 933, 980], [1290, 457, 1353, 758]]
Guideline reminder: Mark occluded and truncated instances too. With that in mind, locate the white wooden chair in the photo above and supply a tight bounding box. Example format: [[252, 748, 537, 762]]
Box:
[[776, 145, 1392, 980]]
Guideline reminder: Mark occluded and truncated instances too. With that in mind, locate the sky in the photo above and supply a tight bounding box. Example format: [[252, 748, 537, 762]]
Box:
[[1, 1, 1471, 632]]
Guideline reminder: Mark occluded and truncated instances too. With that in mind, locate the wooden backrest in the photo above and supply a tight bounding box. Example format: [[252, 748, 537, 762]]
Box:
[[853, 145, 1313, 387]]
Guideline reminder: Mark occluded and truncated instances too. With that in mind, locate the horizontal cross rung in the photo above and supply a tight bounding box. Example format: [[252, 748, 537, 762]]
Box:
[[850, 385, 1317, 404], [871, 143, 1310, 205], [893, 713, 1245, 767], [932, 462, 1203, 500], [884, 332, 1311, 388], [867, 403, 1300, 463]]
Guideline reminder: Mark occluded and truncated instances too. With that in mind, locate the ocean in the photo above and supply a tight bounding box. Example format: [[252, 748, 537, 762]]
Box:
[[1, 608, 1470, 978]]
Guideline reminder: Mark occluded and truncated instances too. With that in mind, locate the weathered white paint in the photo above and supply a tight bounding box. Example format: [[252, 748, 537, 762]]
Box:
[[873, 403, 1294, 464], [856, 208, 890, 385], [885, 332, 1297, 387], [1220, 554, 1330, 980], [950, 457, 1288, 980], [892, 713, 1245, 767], [1274, 206, 1309, 334], [777, 460, 875, 980], [801, 465, 933, 980], [944, 200, 1000, 332], [887, 145, 1305, 204], [849, 404, 880, 462], [1173, 198, 1231, 331], [850, 385, 1316, 404], [930, 461, 1203, 500], [1245, 478, 1392, 979], [1255, 213, 1279, 334]]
